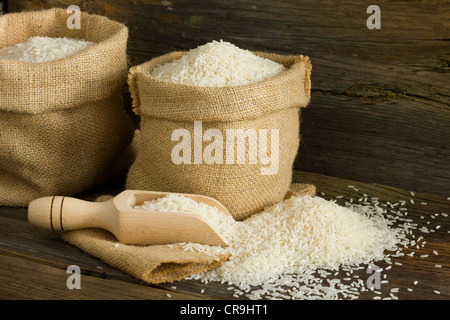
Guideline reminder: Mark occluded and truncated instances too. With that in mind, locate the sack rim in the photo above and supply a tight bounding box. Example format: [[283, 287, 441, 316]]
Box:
[[129, 51, 309, 90], [0, 8, 129, 114], [128, 51, 312, 121], [0, 8, 127, 67]]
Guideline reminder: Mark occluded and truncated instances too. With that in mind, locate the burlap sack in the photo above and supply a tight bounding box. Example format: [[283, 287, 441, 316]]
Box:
[[0, 9, 135, 206], [126, 52, 311, 220]]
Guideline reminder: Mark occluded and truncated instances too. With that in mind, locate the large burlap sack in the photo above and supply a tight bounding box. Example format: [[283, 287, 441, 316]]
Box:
[[0, 8, 135, 206], [127, 51, 311, 220]]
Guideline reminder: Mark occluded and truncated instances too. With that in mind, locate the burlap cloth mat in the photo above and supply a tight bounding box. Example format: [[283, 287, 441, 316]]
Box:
[[61, 183, 315, 284]]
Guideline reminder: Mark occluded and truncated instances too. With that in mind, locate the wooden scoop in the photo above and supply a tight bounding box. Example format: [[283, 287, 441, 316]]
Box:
[[28, 190, 231, 246]]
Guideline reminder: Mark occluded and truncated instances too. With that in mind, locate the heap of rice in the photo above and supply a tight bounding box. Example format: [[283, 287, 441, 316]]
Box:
[[136, 193, 412, 299], [148, 40, 287, 87], [0, 36, 94, 63]]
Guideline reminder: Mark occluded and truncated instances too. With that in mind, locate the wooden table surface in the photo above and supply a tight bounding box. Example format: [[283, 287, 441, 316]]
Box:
[[0, 171, 448, 301]]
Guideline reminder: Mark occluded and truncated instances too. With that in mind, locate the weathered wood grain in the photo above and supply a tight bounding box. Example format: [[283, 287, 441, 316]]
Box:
[[0, 254, 208, 300], [7, 0, 448, 197], [0, 172, 448, 300]]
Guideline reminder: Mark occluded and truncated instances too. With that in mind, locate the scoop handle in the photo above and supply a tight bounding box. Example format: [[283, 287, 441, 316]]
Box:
[[28, 196, 117, 232]]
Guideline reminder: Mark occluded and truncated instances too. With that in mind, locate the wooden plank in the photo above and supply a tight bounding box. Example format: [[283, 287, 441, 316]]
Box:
[[8, 1, 449, 67], [0, 172, 448, 300], [0, 254, 206, 300], [297, 91, 450, 195], [6, 0, 449, 197]]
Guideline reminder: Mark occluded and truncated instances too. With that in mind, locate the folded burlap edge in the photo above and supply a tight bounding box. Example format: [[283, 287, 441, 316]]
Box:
[[284, 183, 316, 200], [61, 228, 231, 284]]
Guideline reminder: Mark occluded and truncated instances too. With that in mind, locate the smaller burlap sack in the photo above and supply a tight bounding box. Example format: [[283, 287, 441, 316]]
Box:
[[0, 9, 135, 206], [126, 51, 311, 220], [61, 184, 315, 284]]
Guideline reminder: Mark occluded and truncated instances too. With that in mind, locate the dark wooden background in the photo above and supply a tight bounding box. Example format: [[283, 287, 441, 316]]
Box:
[[6, 0, 450, 196]]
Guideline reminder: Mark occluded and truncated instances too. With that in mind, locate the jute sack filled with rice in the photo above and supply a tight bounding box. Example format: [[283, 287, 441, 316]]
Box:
[[0, 9, 135, 206], [127, 41, 311, 220]]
